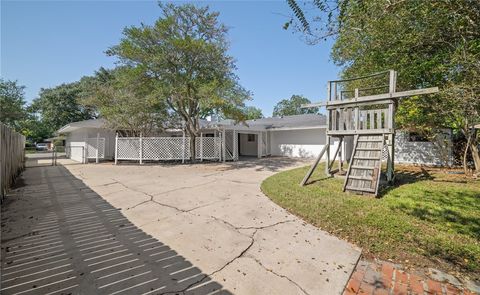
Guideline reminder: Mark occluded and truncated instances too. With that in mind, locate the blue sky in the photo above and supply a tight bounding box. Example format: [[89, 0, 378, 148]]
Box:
[[2, 1, 339, 116]]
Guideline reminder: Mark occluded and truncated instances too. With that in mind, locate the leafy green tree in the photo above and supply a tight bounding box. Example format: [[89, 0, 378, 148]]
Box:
[[20, 111, 52, 143], [286, 0, 480, 172], [81, 67, 171, 136], [107, 3, 250, 159], [0, 79, 27, 131], [243, 106, 264, 120], [272, 95, 318, 117], [31, 82, 96, 136]]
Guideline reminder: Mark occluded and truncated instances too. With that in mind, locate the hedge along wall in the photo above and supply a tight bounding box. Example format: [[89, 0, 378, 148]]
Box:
[[1, 123, 26, 201]]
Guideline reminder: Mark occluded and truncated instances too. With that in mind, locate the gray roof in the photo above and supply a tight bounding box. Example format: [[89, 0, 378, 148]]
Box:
[[57, 118, 106, 134], [58, 114, 327, 134], [217, 114, 327, 130]]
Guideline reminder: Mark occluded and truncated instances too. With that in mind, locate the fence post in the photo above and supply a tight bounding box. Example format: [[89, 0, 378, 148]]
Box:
[[182, 129, 185, 164], [115, 133, 118, 165], [139, 133, 143, 165], [96, 132, 100, 164], [200, 132, 203, 162]]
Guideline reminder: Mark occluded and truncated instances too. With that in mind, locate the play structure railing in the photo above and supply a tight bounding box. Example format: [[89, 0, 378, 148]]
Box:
[[328, 106, 393, 135], [326, 70, 395, 135]]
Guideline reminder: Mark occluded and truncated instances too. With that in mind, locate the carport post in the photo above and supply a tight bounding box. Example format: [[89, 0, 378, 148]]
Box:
[[114, 133, 118, 165], [96, 132, 100, 164], [257, 132, 261, 159], [222, 129, 226, 163], [84, 136, 88, 164]]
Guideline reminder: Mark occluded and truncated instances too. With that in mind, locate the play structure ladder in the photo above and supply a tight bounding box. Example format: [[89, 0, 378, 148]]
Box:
[[343, 134, 385, 195]]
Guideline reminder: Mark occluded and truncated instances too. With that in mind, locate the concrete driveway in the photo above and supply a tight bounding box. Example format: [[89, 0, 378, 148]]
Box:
[[64, 157, 361, 294]]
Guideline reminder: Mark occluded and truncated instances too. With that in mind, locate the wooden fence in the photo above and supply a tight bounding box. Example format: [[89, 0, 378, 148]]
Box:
[[1, 124, 26, 201]]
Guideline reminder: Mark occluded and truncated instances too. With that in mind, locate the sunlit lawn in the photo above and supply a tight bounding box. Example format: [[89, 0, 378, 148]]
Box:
[[261, 163, 480, 278]]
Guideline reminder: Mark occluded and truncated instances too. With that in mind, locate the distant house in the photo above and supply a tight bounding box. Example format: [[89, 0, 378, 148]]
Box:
[[57, 114, 452, 166]]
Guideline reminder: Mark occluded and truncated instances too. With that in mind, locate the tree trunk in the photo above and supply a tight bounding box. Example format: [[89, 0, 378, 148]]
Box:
[[463, 133, 471, 175], [189, 132, 196, 163], [469, 130, 480, 173]]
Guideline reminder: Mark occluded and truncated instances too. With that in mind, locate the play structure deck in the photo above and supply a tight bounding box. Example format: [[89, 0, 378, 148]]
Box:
[[301, 70, 438, 196]]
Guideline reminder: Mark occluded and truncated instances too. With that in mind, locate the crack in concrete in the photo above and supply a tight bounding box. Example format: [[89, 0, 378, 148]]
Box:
[[150, 179, 219, 197], [76, 172, 308, 294], [160, 230, 257, 295], [249, 256, 311, 295]]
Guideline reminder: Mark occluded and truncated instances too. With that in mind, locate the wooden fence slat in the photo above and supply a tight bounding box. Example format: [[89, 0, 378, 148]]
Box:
[[1, 124, 25, 201]]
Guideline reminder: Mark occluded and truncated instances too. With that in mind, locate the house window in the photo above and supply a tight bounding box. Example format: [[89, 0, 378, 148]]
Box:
[[204, 133, 214, 137], [408, 132, 429, 142], [247, 134, 256, 142]]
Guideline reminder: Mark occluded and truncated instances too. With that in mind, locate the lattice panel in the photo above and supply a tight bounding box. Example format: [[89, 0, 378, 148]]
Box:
[[382, 144, 388, 161], [224, 130, 235, 160], [195, 137, 221, 159], [86, 138, 105, 159], [142, 137, 190, 160], [117, 138, 140, 160]]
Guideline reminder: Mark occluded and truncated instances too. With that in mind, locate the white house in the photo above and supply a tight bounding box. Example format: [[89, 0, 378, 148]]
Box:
[[57, 114, 452, 166]]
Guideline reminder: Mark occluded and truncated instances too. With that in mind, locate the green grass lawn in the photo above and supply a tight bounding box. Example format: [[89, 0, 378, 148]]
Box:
[[261, 163, 480, 278]]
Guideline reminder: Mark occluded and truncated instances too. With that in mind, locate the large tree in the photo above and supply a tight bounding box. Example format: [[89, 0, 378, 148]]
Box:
[[107, 3, 250, 159], [272, 95, 318, 117], [0, 79, 27, 131], [31, 82, 96, 136], [286, 0, 480, 172], [81, 67, 171, 136], [243, 106, 264, 120]]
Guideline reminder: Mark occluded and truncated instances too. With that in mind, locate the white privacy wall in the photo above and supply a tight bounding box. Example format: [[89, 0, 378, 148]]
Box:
[[394, 131, 452, 166], [269, 128, 340, 159]]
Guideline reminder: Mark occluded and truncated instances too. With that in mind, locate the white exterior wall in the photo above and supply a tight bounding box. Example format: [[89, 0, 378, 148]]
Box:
[[394, 130, 452, 166], [65, 130, 87, 162], [269, 128, 340, 159], [65, 128, 116, 162]]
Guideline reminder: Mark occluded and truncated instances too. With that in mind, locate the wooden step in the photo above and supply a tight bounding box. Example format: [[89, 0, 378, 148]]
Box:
[[357, 139, 383, 142], [345, 186, 376, 193], [351, 165, 375, 170], [355, 148, 382, 151], [348, 175, 374, 181], [353, 156, 381, 160]]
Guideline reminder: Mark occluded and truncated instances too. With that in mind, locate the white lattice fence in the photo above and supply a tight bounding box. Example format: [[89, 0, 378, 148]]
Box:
[[115, 136, 221, 163], [86, 138, 105, 159], [143, 137, 190, 160], [116, 138, 140, 160], [195, 137, 221, 160]]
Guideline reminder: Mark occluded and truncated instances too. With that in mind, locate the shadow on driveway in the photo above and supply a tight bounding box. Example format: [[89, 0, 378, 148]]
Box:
[[1, 165, 230, 295]]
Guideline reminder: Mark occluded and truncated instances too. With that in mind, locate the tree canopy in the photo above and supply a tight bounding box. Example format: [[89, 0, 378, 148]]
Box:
[[106, 3, 250, 158], [286, 0, 480, 171], [0, 79, 27, 131], [81, 67, 171, 136], [31, 82, 96, 136], [272, 95, 318, 117], [243, 106, 264, 120]]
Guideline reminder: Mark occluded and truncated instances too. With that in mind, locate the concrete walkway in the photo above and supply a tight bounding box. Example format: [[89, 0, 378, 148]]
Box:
[[1, 157, 361, 294]]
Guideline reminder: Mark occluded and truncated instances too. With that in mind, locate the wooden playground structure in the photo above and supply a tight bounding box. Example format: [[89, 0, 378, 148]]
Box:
[[300, 70, 438, 196]]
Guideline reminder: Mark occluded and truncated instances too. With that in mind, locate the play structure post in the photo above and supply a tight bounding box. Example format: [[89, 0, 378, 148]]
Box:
[[387, 70, 397, 182], [325, 82, 331, 176]]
